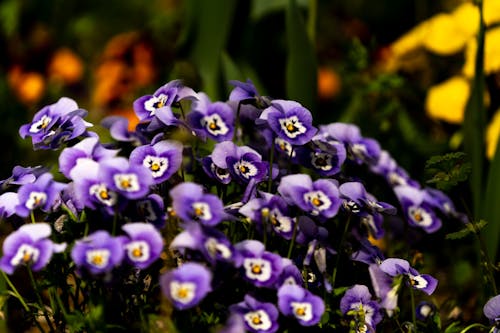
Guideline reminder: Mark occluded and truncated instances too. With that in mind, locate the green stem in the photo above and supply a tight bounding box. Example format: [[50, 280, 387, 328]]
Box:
[[331, 214, 351, 289], [28, 268, 56, 332], [30, 211, 36, 224], [459, 323, 489, 333], [409, 286, 417, 332], [1, 271, 29, 312], [287, 219, 299, 258], [307, 0, 317, 43], [267, 139, 275, 193]]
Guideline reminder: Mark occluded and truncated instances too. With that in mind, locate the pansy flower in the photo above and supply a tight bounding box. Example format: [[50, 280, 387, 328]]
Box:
[[394, 185, 442, 233], [340, 284, 382, 332], [71, 230, 124, 275], [339, 182, 396, 238], [160, 262, 212, 310], [129, 137, 183, 184], [70, 159, 121, 215], [235, 240, 283, 288], [239, 192, 295, 239], [15, 172, 66, 218], [101, 116, 146, 145], [275, 258, 303, 288], [121, 223, 163, 269], [317, 123, 381, 165], [132, 194, 166, 228], [295, 143, 346, 177], [258, 100, 317, 145], [277, 284, 325, 326], [230, 295, 279, 333], [0, 223, 66, 274], [484, 294, 500, 332], [58, 136, 118, 179], [133, 80, 197, 130], [277, 174, 341, 219], [379, 258, 438, 295], [19, 97, 92, 150], [211, 141, 268, 184], [0, 192, 19, 218], [101, 157, 154, 200], [370, 150, 419, 188], [201, 156, 232, 184], [187, 92, 234, 142], [0, 165, 47, 190], [170, 223, 236, 265], [416, 301, 436, 321], [170, 182, 225, 226]]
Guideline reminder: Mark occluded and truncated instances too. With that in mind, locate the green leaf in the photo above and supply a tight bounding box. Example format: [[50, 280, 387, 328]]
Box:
[[463, 0, 486, 216], [424, 152, 471, 191], [443, 321, 462, 333], [445, 220, 487, 240], [251, 0, 308, 21], [483, 134, 500, 261], [189, 0, 237, 100], [285, 0, 317, 113]]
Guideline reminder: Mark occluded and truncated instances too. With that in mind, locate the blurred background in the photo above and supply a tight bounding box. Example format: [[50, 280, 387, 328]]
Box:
[[3, 0, 491, 179]]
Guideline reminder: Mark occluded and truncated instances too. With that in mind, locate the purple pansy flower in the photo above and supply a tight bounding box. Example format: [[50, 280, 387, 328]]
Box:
[[259, 100, 317, 146], [58, 136, 118, 179], [230, 295, 279, 333], [160, 262, 212, 310], [0, 223, 66, 274], [484, 294, 500, 332], [19, 97, 92, 150], [275, 258, 303, 288], [278, 174, 341, 219], [101, 157, 154, 200], [100, 116, 146, 145], [239, 192, 295, 239], [170, 182, 225, 226], [133, 80, 197, 130], [211, 141, 268, 184], [370, 150, 419, 187], [0, 165, 47, 190], [379, 258, 438, 295], [70, 159, 121, 215], [71, 230, 124, 275], [0, 192, 19, 218], [340, 284, 382, 332], [15, 172, 66, 218], [132, 194, 166, 228], [129, 137, 183, 184], [201, 156, 232, 184], [170, 223, 236, 265], [187, 92, 234, 142], [394, 185, 442, 233], [121, 223, 163, 269], [277, 284, 325, 326], [295, 143, 346, 177], [219, 312, 246, 333], [416, 301, 436, 321], [339, 181, 396, 238], [317, 123, 381, 165], [235, 240, 283, 288]]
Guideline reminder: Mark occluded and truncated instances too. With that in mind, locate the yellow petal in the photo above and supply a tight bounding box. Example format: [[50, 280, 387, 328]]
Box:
[[486, 109, 500, 159], [451, 2, 479, 38], [425, 76, 470, 124], [462, 26, 500, 78], [423, 14, 471, 55], [484, 0, 500, 26], [390, 21, 430, 57]]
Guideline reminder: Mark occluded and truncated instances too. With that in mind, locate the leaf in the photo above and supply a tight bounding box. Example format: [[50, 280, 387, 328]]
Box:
[[462, 0, 486, 216], [251, 0, 308, 21], [443, 321, 462, 333], [285, 0, 317, 113], [446, 220, 487, 240], [483, 132, 500, 261], [189, 0, 237, 100], [424, 152, 472, 191]]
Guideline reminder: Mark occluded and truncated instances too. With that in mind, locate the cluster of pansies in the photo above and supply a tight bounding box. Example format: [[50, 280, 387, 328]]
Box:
[[0, 78, 489, 332]]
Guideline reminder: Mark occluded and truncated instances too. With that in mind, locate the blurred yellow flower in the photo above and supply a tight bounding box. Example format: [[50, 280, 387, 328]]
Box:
[[462, 26, 500, 78], [487, 109, 500, 159], [425, 76, 470, 124], [422, 13, 473, 55]]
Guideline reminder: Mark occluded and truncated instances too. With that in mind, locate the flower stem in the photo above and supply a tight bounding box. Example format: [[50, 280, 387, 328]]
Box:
[[267, 139, 275, 193], [331, 214, 351, 289], [409, 286, 417, 331], [1, 271, 29, 312], [28, 268, 56, 332], [459, 323, 489, 333], [30, 211, 36, 224], [287, 219, 299, 258]]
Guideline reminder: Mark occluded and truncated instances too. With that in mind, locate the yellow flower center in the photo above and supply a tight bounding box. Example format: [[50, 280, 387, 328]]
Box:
[[150, 163, 160, 172], [22, 251, 32, 263], [209, 122, 217, 130], [132, 247, 142, 258], [99, 189, 109, 200], [312, 197, 322, 207], [120, 178, 131, 189], [286, 123, 296, 132], [295, 307, 306, 317], [239, 165, 249, 174], [91, 255, 103, 266], [251, 315, 262, 325], [177, 287, 189, 299], [194, 207, 204, 216], [251, 264, 262, 275]]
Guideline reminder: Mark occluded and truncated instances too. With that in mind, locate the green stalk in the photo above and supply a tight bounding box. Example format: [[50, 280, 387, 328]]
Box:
[[287, 219, 299, 258], [28, 268, 56, 332], [1, 271, 29, 312], [409, 286, 417, 332]]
